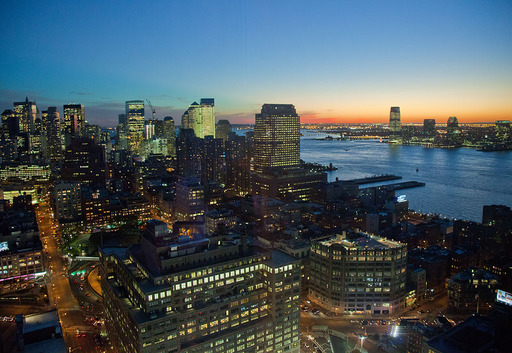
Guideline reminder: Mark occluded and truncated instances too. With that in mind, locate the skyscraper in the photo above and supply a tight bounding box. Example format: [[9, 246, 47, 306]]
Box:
[[253, 104, 300, 174], [125, 100, 145, 152], [162, 116, 176, 157], [252, 104, 325, 202], [389, 106, 401, 142], [14, 97, 38, 134], [63, 104, 85, 138], [423, 119, 436, 137], [181, 98, 215, 138], [43, 107, 62, 161], [176, 129, 202, 178], [216, 119, 232, 143], [200, 98, 215, 138]]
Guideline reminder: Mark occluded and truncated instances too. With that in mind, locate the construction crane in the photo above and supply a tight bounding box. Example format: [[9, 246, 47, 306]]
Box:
[[146, 99, 155, 120]]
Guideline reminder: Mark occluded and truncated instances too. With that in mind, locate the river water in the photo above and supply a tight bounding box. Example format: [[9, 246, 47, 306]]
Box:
[[300, 131, 512, 223]]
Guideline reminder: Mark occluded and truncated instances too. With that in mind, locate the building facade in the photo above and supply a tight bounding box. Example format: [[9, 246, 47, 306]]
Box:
[[253, 104, 300, 174], [389, 106, 401, 142], [126, 100, 145, 152], [63, 104, 85, 138], [309, 231, 407, 315], [181, 99, 215, 139], [99, 220, 301, 353]]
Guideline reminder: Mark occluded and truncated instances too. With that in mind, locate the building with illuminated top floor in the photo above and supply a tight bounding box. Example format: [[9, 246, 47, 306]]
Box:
[[309, 230, 407, 315], [252, 104, 326, 202], [99, 219, 301, 353]]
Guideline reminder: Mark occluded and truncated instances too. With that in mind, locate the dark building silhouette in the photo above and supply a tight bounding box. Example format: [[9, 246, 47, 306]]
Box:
[[162, 116, 176, 158], [226, 133, 251, 196], [423, 118, 436, 137], [202, 135, 225, 185], [43, 107, 62, 161], [389, 106, 401, 142], [176, 129, 202, 178], [215, 119, 232, 143], [61, 138, 107, 186]]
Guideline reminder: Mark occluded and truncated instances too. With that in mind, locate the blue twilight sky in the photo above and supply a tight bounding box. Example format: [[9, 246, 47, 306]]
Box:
[[1, 0, 512, 126]]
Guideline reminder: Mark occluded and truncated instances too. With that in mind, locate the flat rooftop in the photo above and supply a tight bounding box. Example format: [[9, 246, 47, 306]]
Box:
[[320, 233, 403, 250], [23, 310, 60, 334]]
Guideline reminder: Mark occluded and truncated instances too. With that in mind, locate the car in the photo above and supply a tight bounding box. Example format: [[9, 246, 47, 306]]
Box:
[[312, 308, 320, 315]]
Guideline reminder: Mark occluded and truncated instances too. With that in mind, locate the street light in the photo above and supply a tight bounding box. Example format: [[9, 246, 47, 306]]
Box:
[[360, 335, 366, 351]]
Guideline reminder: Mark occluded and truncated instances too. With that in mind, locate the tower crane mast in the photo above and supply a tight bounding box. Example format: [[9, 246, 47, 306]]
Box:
[[146, 99, 155, 120]]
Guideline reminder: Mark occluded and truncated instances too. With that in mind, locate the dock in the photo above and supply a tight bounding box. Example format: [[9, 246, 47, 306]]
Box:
[[348, 174, 402, 185], [360, 181, 425, 191]]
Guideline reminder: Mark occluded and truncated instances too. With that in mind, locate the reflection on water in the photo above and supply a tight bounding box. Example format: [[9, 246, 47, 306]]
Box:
[[301, 131, 512, 222]]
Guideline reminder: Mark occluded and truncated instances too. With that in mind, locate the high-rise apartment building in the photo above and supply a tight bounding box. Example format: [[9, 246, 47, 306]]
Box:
[[100, 219, 301, 353], [181, 99, 215, 139], [253, 104, 300, 174], [389, 106, 401, 142], [309, 231, 407, 315], [126, 100, 145, 152]]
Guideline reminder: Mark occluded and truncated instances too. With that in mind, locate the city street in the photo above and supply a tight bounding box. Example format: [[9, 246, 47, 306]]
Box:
[[35, 191, 109, 353], [299, 292, 462, 353]]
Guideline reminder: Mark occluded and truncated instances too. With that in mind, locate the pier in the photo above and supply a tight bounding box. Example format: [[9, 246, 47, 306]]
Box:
[[360, 181, 426, 191], [348, 174, 402, 185]]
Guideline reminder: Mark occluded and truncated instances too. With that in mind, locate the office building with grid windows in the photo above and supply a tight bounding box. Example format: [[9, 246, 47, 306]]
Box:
[[100, 219, 301, 353], [309, 230, 407, 315]]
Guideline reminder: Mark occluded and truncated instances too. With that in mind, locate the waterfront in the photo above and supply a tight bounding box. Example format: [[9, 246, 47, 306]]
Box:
[[301, 131, 512, 222]]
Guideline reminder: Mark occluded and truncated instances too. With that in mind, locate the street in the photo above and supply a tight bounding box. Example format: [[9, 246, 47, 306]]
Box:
[[35, 190, 109, 353]]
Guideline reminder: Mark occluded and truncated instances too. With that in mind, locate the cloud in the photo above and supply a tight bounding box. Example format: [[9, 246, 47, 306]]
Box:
[[216, 111, 254, 124], [69, 91, 92, 96], [0, 89, 60, 107]]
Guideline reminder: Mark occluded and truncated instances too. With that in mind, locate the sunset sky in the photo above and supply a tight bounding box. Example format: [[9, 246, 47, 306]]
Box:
[[1, 1, 511, 126]]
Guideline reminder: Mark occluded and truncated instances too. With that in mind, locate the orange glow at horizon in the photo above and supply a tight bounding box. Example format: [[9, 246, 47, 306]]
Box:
[[298, 110, 512, 124]]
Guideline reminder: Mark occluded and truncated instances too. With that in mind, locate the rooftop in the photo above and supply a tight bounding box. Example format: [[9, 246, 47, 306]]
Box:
[[23, 310, 60, 334], [320, 232, 403, 250], [264, 249, 300, 268]]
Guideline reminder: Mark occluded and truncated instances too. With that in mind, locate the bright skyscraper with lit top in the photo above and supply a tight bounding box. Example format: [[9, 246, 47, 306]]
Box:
[[253, 104, 300, 174]]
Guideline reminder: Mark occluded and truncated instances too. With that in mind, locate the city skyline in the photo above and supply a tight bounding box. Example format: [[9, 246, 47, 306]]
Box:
[[1, 1, 512, 126]]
